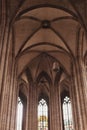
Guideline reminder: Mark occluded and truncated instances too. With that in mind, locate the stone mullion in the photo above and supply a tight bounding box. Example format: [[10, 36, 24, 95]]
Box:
[[73, 60, 87, 130]]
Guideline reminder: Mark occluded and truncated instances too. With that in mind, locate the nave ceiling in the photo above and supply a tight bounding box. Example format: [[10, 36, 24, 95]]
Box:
[[6, 0, 87, 86]]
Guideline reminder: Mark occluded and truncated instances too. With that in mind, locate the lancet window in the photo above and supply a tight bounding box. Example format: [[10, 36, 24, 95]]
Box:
[[16, 91, 27, 130], [38, 98, 48, 130], [62, 96, 73, 130], [16, 97, 23, 130]]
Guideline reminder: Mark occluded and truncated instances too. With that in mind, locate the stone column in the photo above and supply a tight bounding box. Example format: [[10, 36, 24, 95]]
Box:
[[0, 0, 9, 95], [70, 75, 79, 130], [0, 1, 16, 129], [28, 83, 38, 130], [9, 64, 18, 130], [71, 60, 87, 130], [49, 84, 61, 130], [0, 25, 15, 130]]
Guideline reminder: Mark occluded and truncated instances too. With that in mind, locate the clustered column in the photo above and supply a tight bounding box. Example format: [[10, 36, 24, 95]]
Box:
[[71, 60, 87, 130], [49, 84, 61, 130], [28, 83, 38, 130], [0, 4, 16, 129]]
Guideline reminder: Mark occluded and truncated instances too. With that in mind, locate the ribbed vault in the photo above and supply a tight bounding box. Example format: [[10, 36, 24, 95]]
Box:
[[11, 1, 87, 85]]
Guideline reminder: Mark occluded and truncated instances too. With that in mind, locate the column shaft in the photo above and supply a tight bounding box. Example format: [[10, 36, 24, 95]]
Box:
[[28, 84, 37, 130], [72, 60, 87, 130], [0, 27, 14, 130], [50, 85, 60, 130]]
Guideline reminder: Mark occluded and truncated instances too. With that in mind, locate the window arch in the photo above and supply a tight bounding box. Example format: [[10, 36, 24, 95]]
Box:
[[62, 96, 73, 130], [16, 91, 27, 130], [16, 97, 23, 130], [61, 91, 73, 130], [38, 98, 48, 130]]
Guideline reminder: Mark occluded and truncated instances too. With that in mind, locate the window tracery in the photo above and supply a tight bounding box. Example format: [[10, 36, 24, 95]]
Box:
[[38, 99, 48, 130], [62, 96, 73, 130]]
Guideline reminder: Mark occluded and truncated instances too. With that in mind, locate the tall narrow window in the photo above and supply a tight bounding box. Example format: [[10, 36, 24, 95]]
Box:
[[16, 97, 23, 130], [62, 96, 73, 130], [38, 99, 48, 130]]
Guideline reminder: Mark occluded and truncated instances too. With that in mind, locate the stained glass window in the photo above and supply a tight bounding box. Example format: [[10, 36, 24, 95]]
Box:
[[62, 96, 73, 130], [38, 99, 48, 130], [16, 97, 23, 130]]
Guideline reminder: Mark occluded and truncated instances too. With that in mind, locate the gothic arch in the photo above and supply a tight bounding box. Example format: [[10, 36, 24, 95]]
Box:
[[36, 71, 52, 86]]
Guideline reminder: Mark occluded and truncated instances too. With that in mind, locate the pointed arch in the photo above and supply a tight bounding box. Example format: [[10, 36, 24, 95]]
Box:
[[16, 89, 27, 130], [61, 90, 74, 130], [36, 71, 52, 86], [38, 92, 49, 130]]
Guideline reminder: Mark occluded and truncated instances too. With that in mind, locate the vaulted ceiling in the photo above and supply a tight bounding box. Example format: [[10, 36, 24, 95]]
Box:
[[9, 0, 87, 85]]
